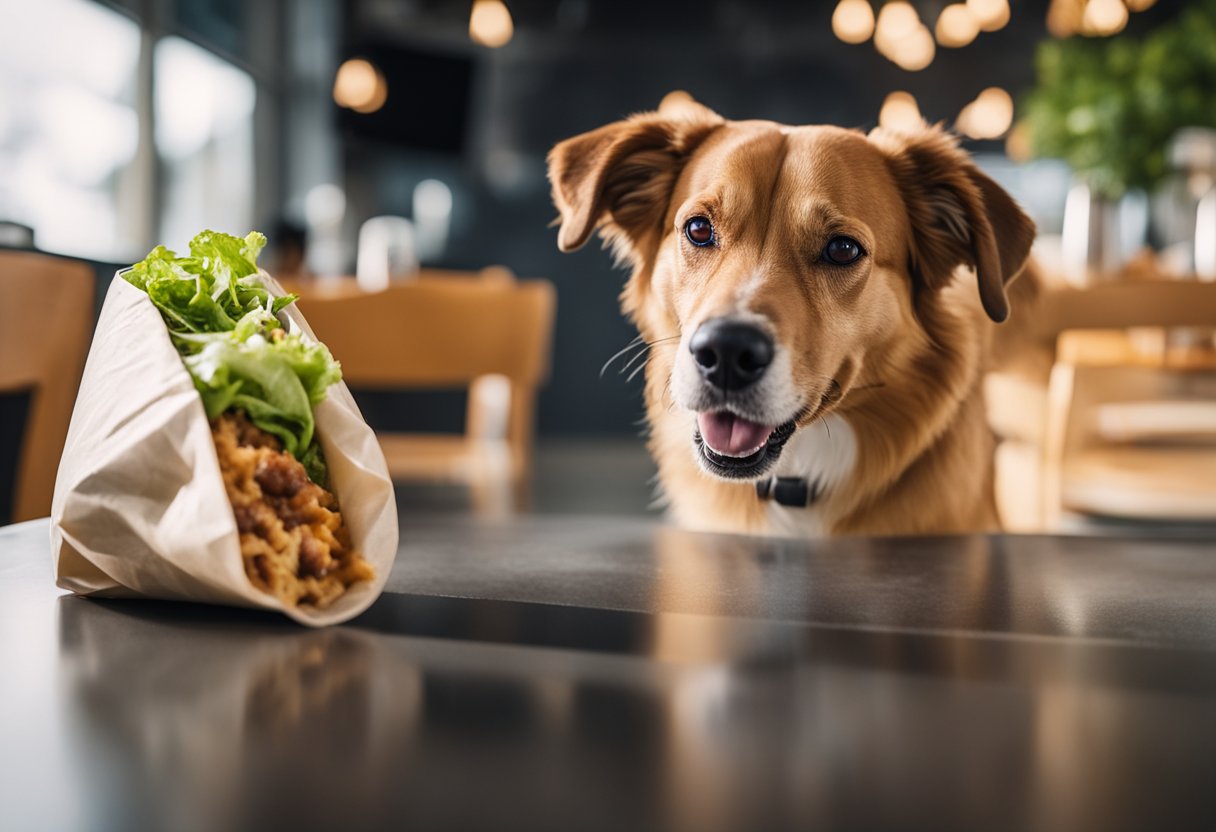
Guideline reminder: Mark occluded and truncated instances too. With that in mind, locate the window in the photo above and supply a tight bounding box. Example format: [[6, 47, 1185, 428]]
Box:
[[0, 0, 142, 260], [0, 2, 267, 262], [154, 35, 256, 253]]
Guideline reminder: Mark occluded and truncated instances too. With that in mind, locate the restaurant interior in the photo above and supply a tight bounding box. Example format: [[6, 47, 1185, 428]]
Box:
[[3, 0, 1215, 531], [2, 1, 1215, 830]]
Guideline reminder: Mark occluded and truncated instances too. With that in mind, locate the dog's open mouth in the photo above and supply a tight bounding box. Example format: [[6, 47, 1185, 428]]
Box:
[[694, 411, 797, 479]]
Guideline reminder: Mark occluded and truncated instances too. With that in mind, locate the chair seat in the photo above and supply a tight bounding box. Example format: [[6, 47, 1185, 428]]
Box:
[[1063, 447, 1216, 520]]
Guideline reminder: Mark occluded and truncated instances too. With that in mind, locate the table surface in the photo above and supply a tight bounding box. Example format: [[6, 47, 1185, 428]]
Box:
[[3, 516, 1215, 832]]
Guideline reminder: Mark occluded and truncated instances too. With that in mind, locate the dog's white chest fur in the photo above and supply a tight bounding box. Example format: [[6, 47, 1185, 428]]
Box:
[[765, 413, 857, 537]]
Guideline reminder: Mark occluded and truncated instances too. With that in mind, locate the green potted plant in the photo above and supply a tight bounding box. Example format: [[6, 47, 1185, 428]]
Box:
[[1020, 0, 1216, 278]]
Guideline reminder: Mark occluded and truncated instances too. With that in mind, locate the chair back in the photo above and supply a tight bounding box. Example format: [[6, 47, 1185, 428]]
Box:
[[1042, 328, 1216, 524], [0, 251, 95, 521], [292, 276, 556, 389], [289, 273, 556, 512]]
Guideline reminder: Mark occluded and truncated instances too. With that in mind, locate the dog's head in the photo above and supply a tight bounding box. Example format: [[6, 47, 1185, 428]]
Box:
[[548, 101, 1034, 482]]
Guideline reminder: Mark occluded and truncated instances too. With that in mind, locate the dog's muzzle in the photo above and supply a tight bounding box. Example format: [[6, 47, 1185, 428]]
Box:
[[685, 317, 798, 479]]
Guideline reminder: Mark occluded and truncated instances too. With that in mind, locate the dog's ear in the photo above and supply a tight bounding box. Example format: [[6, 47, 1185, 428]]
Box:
[[547, 104, 724, 259], [873, 126, 1035, 323]]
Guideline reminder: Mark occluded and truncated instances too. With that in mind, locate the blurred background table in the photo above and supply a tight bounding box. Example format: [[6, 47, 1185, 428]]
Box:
[[3, 514, 1215, 832]]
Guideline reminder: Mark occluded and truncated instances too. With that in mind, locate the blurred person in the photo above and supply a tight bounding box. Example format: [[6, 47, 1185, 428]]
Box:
[[266, 219, 310, 280]]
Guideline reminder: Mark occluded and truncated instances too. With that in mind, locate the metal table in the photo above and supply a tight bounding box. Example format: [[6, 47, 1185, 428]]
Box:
[[3, 516, 1215, 832]]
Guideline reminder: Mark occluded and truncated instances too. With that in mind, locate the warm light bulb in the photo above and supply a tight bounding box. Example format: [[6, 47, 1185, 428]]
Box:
[[333, 59, 387, 114], [966, 0, 1010, 32], [1083, 0, 1128, 36], [1125, 0, 1157, 10], [875, 2, 933, 69], [957, 86, 1014, 139], [936, 4, 979, 48], [879, 91, 923, 132], [890, 25, 935, 71], [1046, 0, 1083, 38], [876, 1, 920, 42], [832, 0, 876, 44], [470, 0, 514, 48]]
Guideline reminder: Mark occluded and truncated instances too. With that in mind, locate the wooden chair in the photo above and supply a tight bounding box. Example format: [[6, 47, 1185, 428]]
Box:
[[289, 272, 556, 515], [1041, 329, 1216, 527], [990, 279, 1216, 530], [0, 250, 95, 522]]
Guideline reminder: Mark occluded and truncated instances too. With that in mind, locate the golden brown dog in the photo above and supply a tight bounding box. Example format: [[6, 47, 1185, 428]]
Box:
[[548, 101, 1035, 536]]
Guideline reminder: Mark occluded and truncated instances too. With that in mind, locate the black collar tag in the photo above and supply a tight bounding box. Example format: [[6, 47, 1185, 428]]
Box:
[[756, 476, 820, 508]]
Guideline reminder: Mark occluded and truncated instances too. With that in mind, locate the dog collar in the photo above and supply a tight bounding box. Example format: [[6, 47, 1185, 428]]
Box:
[[756, 476, 821, 508]]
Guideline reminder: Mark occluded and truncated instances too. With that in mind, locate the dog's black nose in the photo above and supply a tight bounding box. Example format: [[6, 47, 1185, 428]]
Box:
[[689, 318, 774, 391]]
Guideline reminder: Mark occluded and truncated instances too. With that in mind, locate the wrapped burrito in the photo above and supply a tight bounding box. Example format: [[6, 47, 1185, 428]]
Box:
[[51, 230, 398, 626]]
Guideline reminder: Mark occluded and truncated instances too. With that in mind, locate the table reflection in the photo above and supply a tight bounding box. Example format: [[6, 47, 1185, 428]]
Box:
[[54, 588, 1216, 832]]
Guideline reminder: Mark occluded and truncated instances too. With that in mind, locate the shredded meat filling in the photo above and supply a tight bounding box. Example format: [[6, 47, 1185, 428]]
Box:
[[212, 411, 374, 609]]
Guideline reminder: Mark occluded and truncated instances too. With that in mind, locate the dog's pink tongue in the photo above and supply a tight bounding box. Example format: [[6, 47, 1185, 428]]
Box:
[[698, 411, 775, 457]]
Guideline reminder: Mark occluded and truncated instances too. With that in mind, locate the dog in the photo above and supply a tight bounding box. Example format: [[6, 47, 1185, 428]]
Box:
[[548, 99, 1036, 536]]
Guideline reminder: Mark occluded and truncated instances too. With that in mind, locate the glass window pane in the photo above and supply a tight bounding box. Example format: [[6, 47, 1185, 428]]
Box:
[[154, 35, 256, 252], [0, 0, 141, 260]]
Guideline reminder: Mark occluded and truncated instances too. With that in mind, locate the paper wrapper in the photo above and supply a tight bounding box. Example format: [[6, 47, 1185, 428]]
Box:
[[50, 273, 399, 627]]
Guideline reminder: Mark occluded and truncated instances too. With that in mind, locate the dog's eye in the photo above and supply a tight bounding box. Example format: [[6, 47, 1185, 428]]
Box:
[[823, 236, 864, 265], [684, 217, 715, 247]]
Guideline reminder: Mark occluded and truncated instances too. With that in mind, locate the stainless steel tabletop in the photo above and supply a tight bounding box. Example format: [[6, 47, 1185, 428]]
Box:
[[3, 516, 1215, 832]]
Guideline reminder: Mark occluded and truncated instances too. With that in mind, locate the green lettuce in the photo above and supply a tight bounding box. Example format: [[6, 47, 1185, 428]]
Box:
[[126, 232, 293, 333], [124, 230, 340, 485]]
